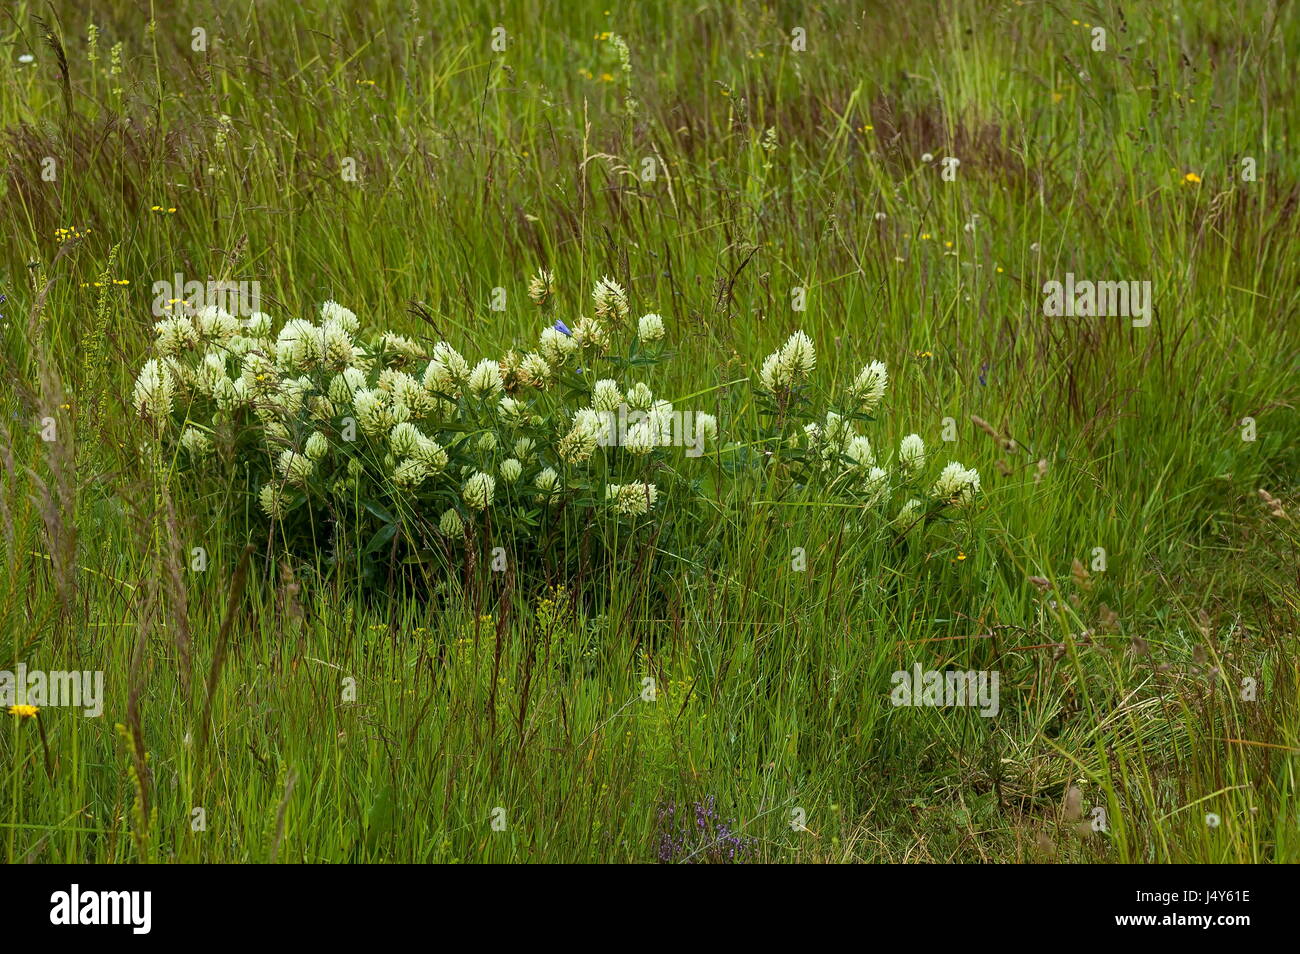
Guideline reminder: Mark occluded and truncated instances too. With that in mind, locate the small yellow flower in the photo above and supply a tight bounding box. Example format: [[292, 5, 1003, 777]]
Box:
[[1183, 172, 1202, 185], [9, 704, 38, 719]]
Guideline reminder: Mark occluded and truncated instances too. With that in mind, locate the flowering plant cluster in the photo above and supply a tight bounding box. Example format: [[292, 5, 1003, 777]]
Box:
[[129, 271, 980, 578], [131, 273, 709, 574], [753, 331, 982, 529]]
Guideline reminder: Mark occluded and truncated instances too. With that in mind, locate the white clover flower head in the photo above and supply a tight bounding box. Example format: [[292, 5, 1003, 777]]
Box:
[[132, 359, 175, 425], [389, 421, 422, 457], [180, 426, 213, 457], [236, 351, 274, 395], [528, 268, 555, 307], [305, 431, 329, 461], [931, 462, 981, 506], [779, 331, 816, 380], [244, 312, 273, 338], [153, 316, 199, 356], [592, 378, 623, 412], [513, 437, 536, 461], [259, 483, 287, 518], [352, 388, 391, 437], [898, 433, 926, 471], [194, 305, 239, 342], [462, 471, 495, 511], [321, 322, 356, 370], [848, 360, 888, 411], [439, 508, 464, 536], [592, 276, 628, 321], [519, 352, 552, 387], [320, 300, 359, 334], [309, 396, 336, 421], [862, 466, 889, 503], [822, 410, 851, 450], [623, 420, 657, 455], [329, 367, 367, 404], [468, 358, 505, 399], [429, 342, 470, 383], [921, 152, 934, 163], [637, 312, 666, 343], [377, 333, 424, 365], [212, 375, 242, 409], [193, 351, 227, 395], [648, 399, 674, 442], [534, 466, 561, 503], [572, 316, 609, 352], [413, 436, 448, 473], [558, 416, 600, 464], [845, 434, 875, 470], [499, 458, 523, 483], [497, 396, 528, 426], [896, 497, 924, 527], [538, 326, 578, 365], [392, 458, 430, 489], [759, 352, 782, 392], [277, 450, 313, 486], [276, 318, 324, 371], [477, 432, 498, 454], [625, 381, 654, 411], [606, 482, 658, 516], [695, 412, 718, 443]]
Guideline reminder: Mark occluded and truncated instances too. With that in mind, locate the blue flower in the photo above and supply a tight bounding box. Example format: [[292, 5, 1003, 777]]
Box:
[[553, 319, 572, 337]]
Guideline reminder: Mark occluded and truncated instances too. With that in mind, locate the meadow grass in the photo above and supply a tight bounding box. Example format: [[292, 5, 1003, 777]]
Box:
[[1, 0, 1297, 862]]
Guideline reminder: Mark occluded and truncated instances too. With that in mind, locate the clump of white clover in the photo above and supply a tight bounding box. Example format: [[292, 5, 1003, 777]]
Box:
[[129, 272, 712, 569], [754, 330, 981, 529]]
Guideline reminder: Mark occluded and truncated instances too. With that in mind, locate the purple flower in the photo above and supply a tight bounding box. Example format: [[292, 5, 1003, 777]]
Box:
[[553, 319, 572, 337], [654, 796, 755, 864]]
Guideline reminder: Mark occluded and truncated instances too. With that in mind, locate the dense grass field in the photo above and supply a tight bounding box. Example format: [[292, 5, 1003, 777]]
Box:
[[1, 0, 1297, 864]]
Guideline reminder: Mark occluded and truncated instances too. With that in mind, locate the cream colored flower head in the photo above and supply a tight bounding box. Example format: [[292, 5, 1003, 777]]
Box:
[[519, 352, 552, 387], [259, 483, 287, 518], [439, 508, 464, 536], [154, 316, 199, 356], [930, 462, 981, 506], [606, 482, 658, 516], [468, 358, 505, 399], [181, 426, 213, 457], [637, 312, 666, 343], [572, 316, 609, 352], [848, 360, 888, 411], [320, 300, 359, 334], [625, 381, 654, 411], [499, 458, 523, 483], [538, 326, 578, 365], [592, 276, 628, 321], [528, 268, 555, 307], [305, 432, 329, 461], [534, 467, 560, 503], [898, 434, 925, 471], [592, 379, 623, 412], [513, 436, 537, 461], [779, 331, 816, 379], [845, 434, 874, 470], [132, 359, 175, 425], [463, 471, 495, 511], [277, 450, 313, 486]]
